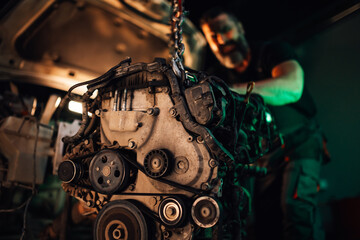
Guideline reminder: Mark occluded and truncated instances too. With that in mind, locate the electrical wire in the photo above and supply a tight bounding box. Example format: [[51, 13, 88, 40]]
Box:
[[20, 117, 38, 239], [67, 60, 124, 102], [0, 200, 29, 213]]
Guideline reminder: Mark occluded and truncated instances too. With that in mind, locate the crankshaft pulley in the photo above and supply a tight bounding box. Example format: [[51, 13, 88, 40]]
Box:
[[94, 200, 148, 240]]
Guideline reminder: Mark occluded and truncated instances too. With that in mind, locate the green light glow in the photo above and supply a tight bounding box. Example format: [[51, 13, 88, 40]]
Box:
[[265, 112, 272, 123]]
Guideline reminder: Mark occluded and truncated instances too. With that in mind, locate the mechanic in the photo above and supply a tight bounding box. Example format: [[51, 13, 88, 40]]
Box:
[[200, 8, 326, 240]]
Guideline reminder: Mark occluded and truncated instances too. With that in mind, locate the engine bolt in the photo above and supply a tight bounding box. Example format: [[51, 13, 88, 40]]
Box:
[[197, 136, 204, 144], [114, 17, 123, 27], [147, 108, 154, 115], [163, 87, 170, 93], [163, 231, 171, 238], [177, 161, 185, 169], [84, 139, 89, 145], [110, 161, 115, 165], [95, 109, 101, 117], [128, 184, 135, 191], [147, 107, 160, 116], [208, 159, 218, 168], [96, 167, 100, 171], [107, 180, 111, 184], [86, 201, 92, 207], [187, 136, 194, 142], [201, 182, 211, 191], [128, 140, 136, 149], [169, 107, 177, 117]]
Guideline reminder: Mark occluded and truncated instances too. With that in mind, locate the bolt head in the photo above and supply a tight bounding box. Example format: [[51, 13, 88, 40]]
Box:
[[147, 108, 154, 115], [177, 161, 185, 169], [163, 231, 170, 238], [201, 183, 210, 191], [128, 140, 136, 149], [169, 108, 177, 117], [163, 87, 170, 93], [209, 159, 218, 168], [197, 136, 204, 144]]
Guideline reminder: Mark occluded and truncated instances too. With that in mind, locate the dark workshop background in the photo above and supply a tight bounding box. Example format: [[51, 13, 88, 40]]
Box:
[[185, 0, 360, 238], [0, 0, 359, 239]]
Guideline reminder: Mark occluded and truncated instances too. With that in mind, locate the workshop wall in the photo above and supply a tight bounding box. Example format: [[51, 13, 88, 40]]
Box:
[[295, 12, 360, 202]]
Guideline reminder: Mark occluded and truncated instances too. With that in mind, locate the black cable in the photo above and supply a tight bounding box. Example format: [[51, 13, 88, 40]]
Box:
[[0, 199, 29, 213], [19, 195, 33, 240], [67, 61, 126, 102]]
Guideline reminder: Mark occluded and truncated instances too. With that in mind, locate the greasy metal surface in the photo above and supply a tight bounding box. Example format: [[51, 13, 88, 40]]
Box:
[[89, 149, 130, 194], [191, 196, 220, 228], [94, 200, 148, 240], [57, 57, 276, 238], [101, 88, 216, 194]]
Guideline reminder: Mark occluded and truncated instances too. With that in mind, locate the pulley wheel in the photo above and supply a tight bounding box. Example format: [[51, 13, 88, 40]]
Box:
[[89, 149, 129, 194], [158, 197, 186, 227], [143, 149, 170, 178], [191, 196, 221, 228], [58, 160, 82, 183], [94, 200, 148, 240]]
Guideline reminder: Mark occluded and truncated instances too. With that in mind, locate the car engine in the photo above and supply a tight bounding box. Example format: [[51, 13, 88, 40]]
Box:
[[57, 57, 276, 239]]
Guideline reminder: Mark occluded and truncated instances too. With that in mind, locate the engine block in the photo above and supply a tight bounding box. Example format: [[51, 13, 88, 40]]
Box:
[[58, 58, 275, 239]]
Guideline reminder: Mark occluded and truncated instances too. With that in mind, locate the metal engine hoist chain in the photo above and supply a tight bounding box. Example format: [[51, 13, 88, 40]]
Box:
[[170, 0, 185, 59], [170, 0, 185, 78]]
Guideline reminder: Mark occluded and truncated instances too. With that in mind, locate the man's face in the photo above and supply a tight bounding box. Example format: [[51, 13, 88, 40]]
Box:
[[201, 13, 250, 69]]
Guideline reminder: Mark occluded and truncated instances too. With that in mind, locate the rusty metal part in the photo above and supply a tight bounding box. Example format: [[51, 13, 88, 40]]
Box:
[[191, 196, 221, 228], [158, 197, 186, 227], [57, 56, 277, 239], [89, 149, 130, 194], [94, 200, 148, 240], [170, 0, 185, 59], [143, 149, 170, 178]]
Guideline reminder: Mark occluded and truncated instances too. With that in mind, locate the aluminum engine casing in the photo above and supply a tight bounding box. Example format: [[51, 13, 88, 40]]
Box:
[[100, 88, 217, 195]]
